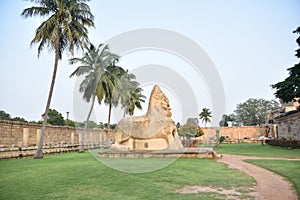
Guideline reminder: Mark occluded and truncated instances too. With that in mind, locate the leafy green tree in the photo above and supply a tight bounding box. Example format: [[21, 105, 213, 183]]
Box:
[[42, 109, 65, 126], [75, 121, 84, 128], [219, 114, 233, 127], [231, 98, 280, 126], [86, 120, 98, 129], [70, 43, 117, 151], [0, 110, 11, 120], [98, 122, 105, 129], [65, 119, 75, 127], [13, 117, 28, 123], [199, 108, 212, 127], [109, 123, 117, 129], [178, 123, 198, 137], [22, 0, 94, 158], [187, 118, 199, 125], [272, 27, 300, 104]]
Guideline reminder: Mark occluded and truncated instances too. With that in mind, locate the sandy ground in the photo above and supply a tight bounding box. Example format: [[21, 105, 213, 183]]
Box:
[[218, 154, 299, 200], [176, 154, 299, 200]]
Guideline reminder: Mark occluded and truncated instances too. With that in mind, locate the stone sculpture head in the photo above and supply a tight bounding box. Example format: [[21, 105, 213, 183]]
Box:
[[147, 85, 172, 118]]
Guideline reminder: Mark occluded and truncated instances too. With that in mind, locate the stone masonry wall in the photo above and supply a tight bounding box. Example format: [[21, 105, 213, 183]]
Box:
[[0, 120, 267, 148], [275, 111, 300, 140], [201, 126, 266, 141], [0, 120, 113, 148]]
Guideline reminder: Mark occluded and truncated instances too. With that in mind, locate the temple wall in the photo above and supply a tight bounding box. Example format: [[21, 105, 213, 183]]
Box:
[[0, 120, 113, 148]]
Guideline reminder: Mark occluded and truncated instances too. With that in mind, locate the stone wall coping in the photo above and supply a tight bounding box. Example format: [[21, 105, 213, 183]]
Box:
[[274, 110, 300, 120], [0, 120, 111, 131]]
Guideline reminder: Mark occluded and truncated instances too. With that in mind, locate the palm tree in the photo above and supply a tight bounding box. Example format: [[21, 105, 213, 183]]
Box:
[[127, 83, 146, 116], [113, 71, 145, 117], [199, 108, 212, 127], [21, 0, 94, 158], [70, 43, 118, 151], [104, 65, 126, 132]]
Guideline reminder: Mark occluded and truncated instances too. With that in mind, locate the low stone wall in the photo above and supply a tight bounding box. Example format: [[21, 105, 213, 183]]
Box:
[[0, 120, 267, 159], [201, 126, 266, 141], [0, 120, 114, 148]]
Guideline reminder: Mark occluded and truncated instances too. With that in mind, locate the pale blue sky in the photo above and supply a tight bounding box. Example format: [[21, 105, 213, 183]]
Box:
[[0, 0, 299, 125]]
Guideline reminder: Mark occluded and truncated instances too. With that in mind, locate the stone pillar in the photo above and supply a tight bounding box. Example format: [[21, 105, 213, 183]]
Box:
[[71, 132, 74, 144], [99, 132, 101, 144], [22, 128, 29, 147], [36, 129, 41, 146], [78, 131, 82, 145], [101, 131, 104, 145]]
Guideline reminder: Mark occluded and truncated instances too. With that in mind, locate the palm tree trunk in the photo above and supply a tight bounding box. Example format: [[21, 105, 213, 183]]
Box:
[[107, 103, 112, 131], [106, 103, 112, 145], [80, 95, 96, 152], [34, 37, 60, 159]]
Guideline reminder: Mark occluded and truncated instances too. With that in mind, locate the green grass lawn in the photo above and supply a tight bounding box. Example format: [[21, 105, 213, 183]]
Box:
[[246, 160, 300, 197], [0, 152, 255, 200], [215, 143, 300, 158]]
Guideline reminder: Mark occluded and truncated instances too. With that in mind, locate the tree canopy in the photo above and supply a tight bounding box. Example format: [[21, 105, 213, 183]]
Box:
[[272, 26, 300, 104], [219, 114, 233, 127], [230, 98, 280, 126], [0, 110, 11, 120], [42, 109, 65, 126]]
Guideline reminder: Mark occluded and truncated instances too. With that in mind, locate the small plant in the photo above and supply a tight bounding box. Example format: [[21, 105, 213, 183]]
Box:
[[196, 128, 204, 137], [219, 136, 226, 143]]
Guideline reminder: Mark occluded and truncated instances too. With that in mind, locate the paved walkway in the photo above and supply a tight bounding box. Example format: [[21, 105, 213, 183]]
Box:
[[218, 154, 299, 200]]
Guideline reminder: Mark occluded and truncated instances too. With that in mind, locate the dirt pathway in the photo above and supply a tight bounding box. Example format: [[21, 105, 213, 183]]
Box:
[[218, 154, 299, 200]]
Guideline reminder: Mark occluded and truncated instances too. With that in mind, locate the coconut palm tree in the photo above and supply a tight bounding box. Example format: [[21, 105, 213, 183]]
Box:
[[104, 65, 126, 132], [199, 108, 212, 127], [113, 71, 145, 117], [21, 0, 94, 158], [70, 43, 118, 151], [127, 83, 146, 116]]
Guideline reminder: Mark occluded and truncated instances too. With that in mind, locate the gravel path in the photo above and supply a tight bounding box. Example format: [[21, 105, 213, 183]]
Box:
[[218, 154, 299, 200]]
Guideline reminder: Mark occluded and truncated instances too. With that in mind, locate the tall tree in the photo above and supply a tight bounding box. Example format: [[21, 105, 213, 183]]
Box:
[[272, 26, 300, 104], [231, 98, 280, 126], [199, 108, 212, 127], [113, 71, 145, 117], [70, 43, 118, 151], [21, 0, 94, 158], [104, 65, 125, 134]]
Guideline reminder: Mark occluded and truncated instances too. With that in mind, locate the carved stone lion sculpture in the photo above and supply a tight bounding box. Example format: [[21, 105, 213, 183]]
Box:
[[112, 85, 183, 151]]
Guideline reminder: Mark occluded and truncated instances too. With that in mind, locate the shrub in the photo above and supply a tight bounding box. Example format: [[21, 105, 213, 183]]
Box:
[[266, 139, 300, 149], [219, 136, 226, 143], [196, 128, 204, 137]]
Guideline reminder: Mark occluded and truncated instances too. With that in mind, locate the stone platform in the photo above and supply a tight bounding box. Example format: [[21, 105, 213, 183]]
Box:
[[99, 147, 216, 159]]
